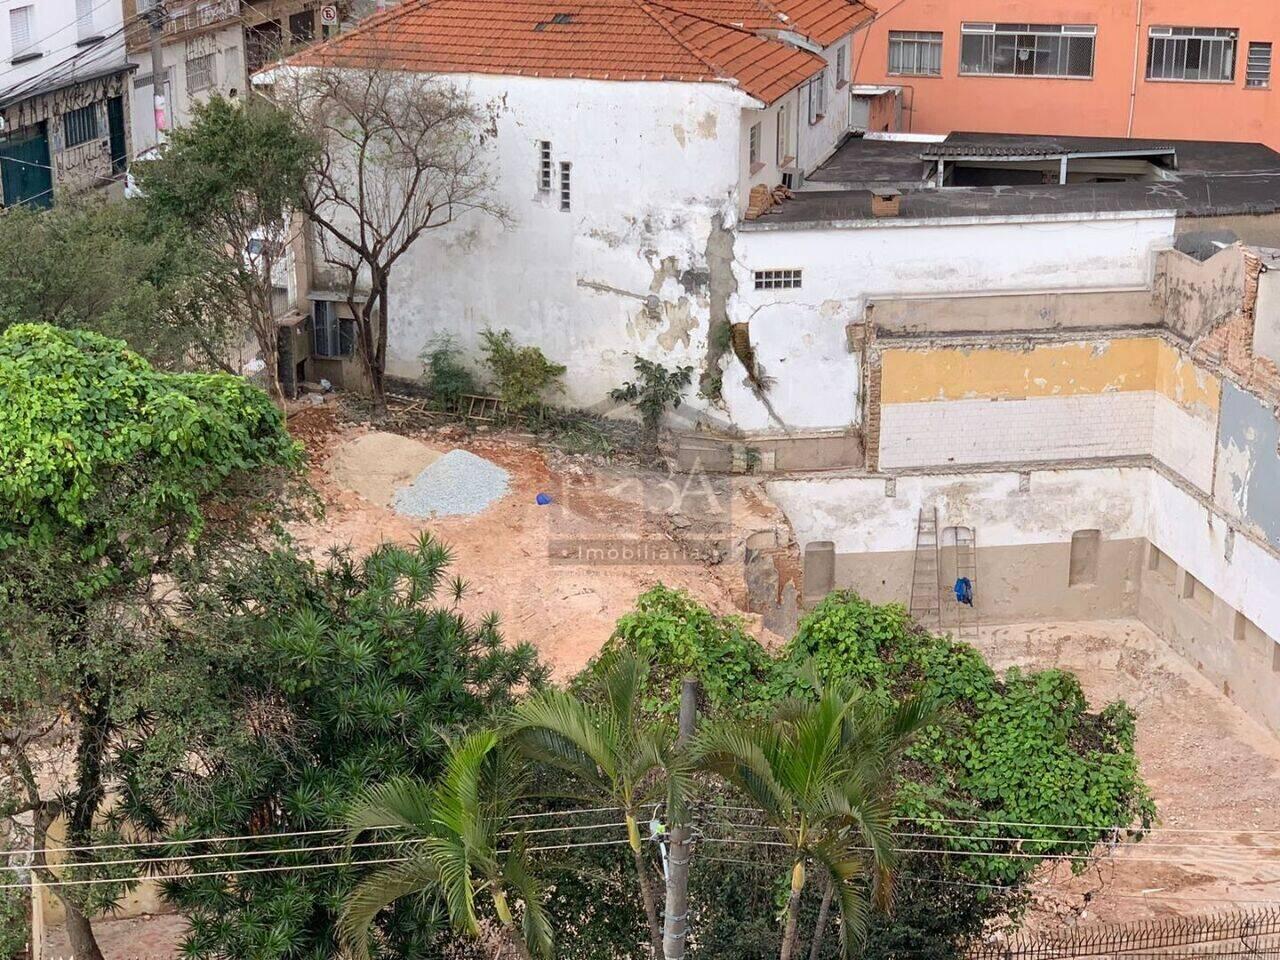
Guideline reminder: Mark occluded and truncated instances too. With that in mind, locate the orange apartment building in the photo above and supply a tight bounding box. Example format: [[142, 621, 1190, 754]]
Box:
[[852, 1, 1280, 146]]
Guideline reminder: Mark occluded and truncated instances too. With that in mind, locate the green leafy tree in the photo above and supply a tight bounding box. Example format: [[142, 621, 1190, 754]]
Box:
[[509, 654, 689, 959], [0, 198, 238, 370], [609, 357, 694, 443], [0, 323, 299, 960], [695, 677, 938, 960], [136, 94, 315, 401], [340, 732, 551, 960], [159, 536, 547, 960]]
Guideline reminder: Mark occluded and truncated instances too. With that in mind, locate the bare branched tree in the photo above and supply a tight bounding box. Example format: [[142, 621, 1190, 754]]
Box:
[[276, 60, 508, 415]]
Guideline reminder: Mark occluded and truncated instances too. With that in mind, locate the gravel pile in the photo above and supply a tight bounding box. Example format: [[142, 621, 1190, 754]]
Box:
[[392, 449, 510, 518]]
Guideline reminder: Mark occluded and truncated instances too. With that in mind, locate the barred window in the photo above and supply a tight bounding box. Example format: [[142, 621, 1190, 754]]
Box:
[[62, 104, 98, 147], [312, 301, 355, 358], [748, 122, 761, 168], [1246, 41, 1271, 88], [537, 140, 552, 192], [1147, 26, 1237, 82], [960, 22, 1096, 78], [753, 269, 802, 290], [186, 53, 216, 92], [888, 31, 942, 76]]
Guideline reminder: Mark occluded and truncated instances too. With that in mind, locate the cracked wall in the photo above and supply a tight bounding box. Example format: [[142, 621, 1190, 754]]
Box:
[[380, 74, 750, 416]]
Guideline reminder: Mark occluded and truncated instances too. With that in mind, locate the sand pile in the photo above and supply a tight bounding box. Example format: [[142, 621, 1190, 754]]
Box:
[[325, 431, 441, 506]]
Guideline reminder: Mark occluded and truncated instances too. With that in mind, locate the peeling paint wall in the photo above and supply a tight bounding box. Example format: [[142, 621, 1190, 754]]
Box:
[[1151, 243, 1248, 341], [874, 337, 1220, 491], [1214, 379, 1280, 551], [381, 75, 753, 413], [727, 211, 1176, 434]]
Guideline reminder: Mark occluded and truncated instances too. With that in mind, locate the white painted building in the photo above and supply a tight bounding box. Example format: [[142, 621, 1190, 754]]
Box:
[[0, 0, 132, 206]]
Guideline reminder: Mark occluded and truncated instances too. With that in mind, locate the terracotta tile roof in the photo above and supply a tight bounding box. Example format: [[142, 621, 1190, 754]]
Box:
[[661, 0, 874, 46], [290, 0, 867, 103]]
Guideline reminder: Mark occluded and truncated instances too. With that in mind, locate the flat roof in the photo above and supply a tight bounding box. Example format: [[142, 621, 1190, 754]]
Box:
[[764, 132, 1280, 226]]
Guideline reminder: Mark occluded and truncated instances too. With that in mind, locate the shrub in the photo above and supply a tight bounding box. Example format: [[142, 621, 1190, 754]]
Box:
[[0, 890, 26, 960], [780, 590, 1155, 884], [420, 335, 477, 410], [596, 584, 775, 718], [479, 328, 566, 411], [609, 356, 694, 439]]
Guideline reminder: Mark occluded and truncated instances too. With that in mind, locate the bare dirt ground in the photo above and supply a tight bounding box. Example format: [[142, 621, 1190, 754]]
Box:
[[973, 620, 1280, 930], [286, 402, 787, 677]]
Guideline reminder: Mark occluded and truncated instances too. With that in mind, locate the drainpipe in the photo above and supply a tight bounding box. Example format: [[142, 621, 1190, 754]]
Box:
[[1127, 0, 1144, 137]]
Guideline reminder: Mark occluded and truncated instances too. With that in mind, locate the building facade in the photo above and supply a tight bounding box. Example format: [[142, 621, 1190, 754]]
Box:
[[851, 0, 1280, 147], [123, 0, 324, 152], [0, 0, 132, 207]]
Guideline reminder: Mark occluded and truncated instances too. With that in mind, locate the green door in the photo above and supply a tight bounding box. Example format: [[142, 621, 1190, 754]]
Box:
[[0, 124, 53, 209], [107, 95, 127, 174]]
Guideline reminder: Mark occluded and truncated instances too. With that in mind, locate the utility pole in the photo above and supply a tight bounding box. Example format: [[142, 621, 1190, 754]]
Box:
[[662, 678, 698, 960], [145, 1, 168, 139]]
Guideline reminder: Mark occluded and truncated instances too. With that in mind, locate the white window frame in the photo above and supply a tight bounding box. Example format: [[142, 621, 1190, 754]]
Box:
[[748, 121, 761, 169], [960, 22, 1097, 79], [537, 140, 552, 192], [1246, 41, 1272, 88], [185, 52, 216, 92], [1146, 26, 1238, 82], [807, 71, 826, 125], [888, 30, 943, 76], [9, 5, 35, 58], [753, 269, 802, 290], [75, 0, 96, 41], [559, 161, 571, 212], [835, 42, 848, 85], [775, 101, 793, 165]]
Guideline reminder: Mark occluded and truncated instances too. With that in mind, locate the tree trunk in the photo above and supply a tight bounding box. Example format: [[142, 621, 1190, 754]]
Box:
[[373, 271, 389, 415], [56, 690, 111, 960], [807, 876, 835, 960], [779, 860, 806, 960], [63, 901, 106, 960], [632, 842, 663, 960]]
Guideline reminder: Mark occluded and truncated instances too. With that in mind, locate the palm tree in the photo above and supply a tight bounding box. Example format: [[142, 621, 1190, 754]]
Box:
[[338, 730, 552, 960], [695, 675, 938, 960], [507, 652, 689, 960]]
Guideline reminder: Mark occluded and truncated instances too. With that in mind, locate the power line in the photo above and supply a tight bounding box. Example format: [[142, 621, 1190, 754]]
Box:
[[0, 837, 637, 892], [0, 0, 136, 88]]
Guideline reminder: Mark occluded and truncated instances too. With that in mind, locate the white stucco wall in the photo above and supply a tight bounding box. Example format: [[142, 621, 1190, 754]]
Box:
[[796, 34, 852, 176], [0, 0, 126, 99], [724, 211, 1177, 432], [129, 20, 245, 152], [766, 463, 1280, 644], [382, 74, 754, 412]]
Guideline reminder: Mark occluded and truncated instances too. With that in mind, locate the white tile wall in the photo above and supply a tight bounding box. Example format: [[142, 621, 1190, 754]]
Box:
[[1151, 393, 1216, 493], [879, 393, 1156, 469]]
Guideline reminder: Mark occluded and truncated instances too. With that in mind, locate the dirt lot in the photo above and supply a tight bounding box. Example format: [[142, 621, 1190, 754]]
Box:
[[974, 621, 1280, 929], [286, 403, 790, 677]]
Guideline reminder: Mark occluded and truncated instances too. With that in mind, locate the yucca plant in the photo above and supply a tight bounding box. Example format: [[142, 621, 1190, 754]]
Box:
[[507, 653, 690, 960], [695, 673, 939, 960], [339, 730, 551, 960]]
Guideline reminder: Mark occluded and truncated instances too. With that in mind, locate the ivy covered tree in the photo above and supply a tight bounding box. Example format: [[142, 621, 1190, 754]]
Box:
[[0, 323, 300, 960], [159, 536, 547, 960]]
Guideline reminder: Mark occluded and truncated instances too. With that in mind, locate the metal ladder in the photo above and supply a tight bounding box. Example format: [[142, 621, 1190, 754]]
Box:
[[908, 508, 941, 631], [951, 526, 980, 644]]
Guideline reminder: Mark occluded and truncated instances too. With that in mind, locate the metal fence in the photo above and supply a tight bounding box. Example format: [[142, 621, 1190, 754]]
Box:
[[969, 907, 1280, 960]]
